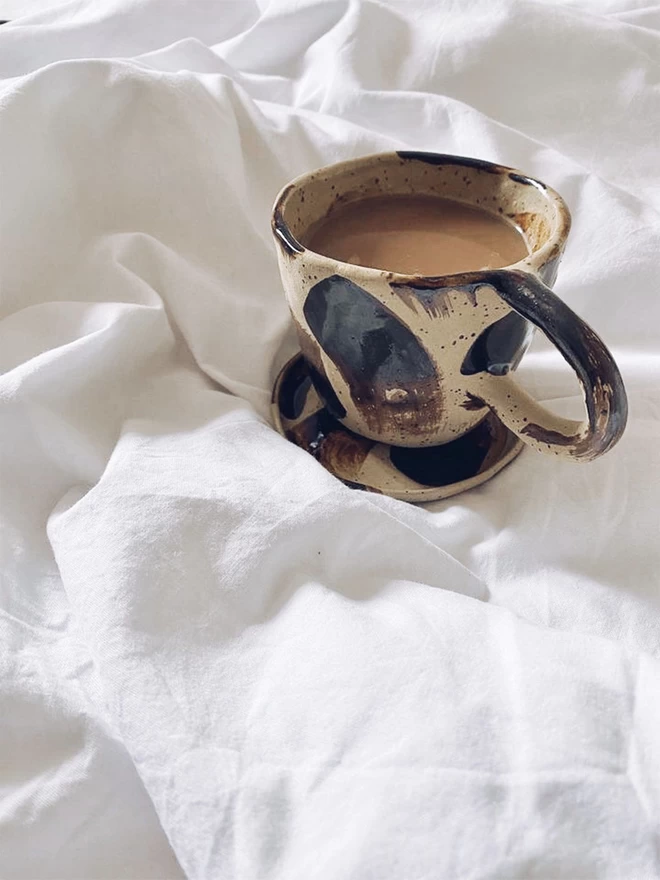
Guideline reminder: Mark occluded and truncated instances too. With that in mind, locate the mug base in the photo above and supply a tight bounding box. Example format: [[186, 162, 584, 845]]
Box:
[[271, 354, 524, 503]]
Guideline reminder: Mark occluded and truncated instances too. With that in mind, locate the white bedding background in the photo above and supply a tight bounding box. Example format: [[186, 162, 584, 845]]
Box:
[[1, 1, 659, 877]]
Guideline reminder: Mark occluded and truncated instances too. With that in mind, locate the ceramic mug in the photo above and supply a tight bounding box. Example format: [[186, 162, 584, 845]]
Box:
[[271, 152, 627, 461]]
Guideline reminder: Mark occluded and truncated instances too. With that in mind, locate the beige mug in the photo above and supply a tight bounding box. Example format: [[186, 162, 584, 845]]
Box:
[[272, 152, 627, 462]]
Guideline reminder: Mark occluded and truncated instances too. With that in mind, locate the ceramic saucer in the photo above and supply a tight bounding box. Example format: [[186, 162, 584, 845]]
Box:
[[272, 354, 524, 503]]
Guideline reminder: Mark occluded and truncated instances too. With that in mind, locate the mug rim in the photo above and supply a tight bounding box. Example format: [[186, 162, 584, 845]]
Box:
[[272, 151, 572, 287]]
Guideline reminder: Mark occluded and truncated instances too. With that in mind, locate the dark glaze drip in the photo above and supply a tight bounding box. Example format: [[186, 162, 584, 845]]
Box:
[[389, 418, 493, 486], [394, 285, 454, 319], [509, 172, 546, 189], [271, 184, 304, 255], [461, 311, 531, 376], [397, 153, 548, 193], [396, 152, 505, 175], [272, 217, 304, 255], [461, 393, 486, 411], [391, 280, 482, 315]]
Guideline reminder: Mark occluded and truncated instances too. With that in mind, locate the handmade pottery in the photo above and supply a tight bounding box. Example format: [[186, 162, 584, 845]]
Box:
[[271, 152, 627, 496]]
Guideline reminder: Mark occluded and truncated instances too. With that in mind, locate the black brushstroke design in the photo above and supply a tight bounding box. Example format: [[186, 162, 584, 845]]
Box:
[[390, 419, 493, 486], [303, 274, 436, 404]]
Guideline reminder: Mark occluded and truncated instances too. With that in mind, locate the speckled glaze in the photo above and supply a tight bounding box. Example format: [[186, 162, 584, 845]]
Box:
[[272, 152, 627, 463]]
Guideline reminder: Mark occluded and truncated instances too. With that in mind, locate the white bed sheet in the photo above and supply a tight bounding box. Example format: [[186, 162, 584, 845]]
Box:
[[0, 1, 659, 877]]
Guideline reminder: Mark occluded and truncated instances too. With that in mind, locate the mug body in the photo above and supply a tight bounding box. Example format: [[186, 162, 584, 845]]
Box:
[[272, 152, 571, 448]]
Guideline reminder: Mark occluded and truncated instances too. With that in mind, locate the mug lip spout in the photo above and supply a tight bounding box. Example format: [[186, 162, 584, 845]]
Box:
[[271, 151, 572, 285]]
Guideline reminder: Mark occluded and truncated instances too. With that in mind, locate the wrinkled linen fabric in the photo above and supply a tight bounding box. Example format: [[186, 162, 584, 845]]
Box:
[[0, 1, 659, 878]]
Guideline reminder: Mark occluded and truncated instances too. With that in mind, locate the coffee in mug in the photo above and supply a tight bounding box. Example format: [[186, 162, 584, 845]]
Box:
[[305, 194, 529, 276]]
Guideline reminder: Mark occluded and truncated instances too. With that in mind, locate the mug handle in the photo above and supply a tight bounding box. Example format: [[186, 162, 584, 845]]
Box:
[[463, 269, 628, 461]]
